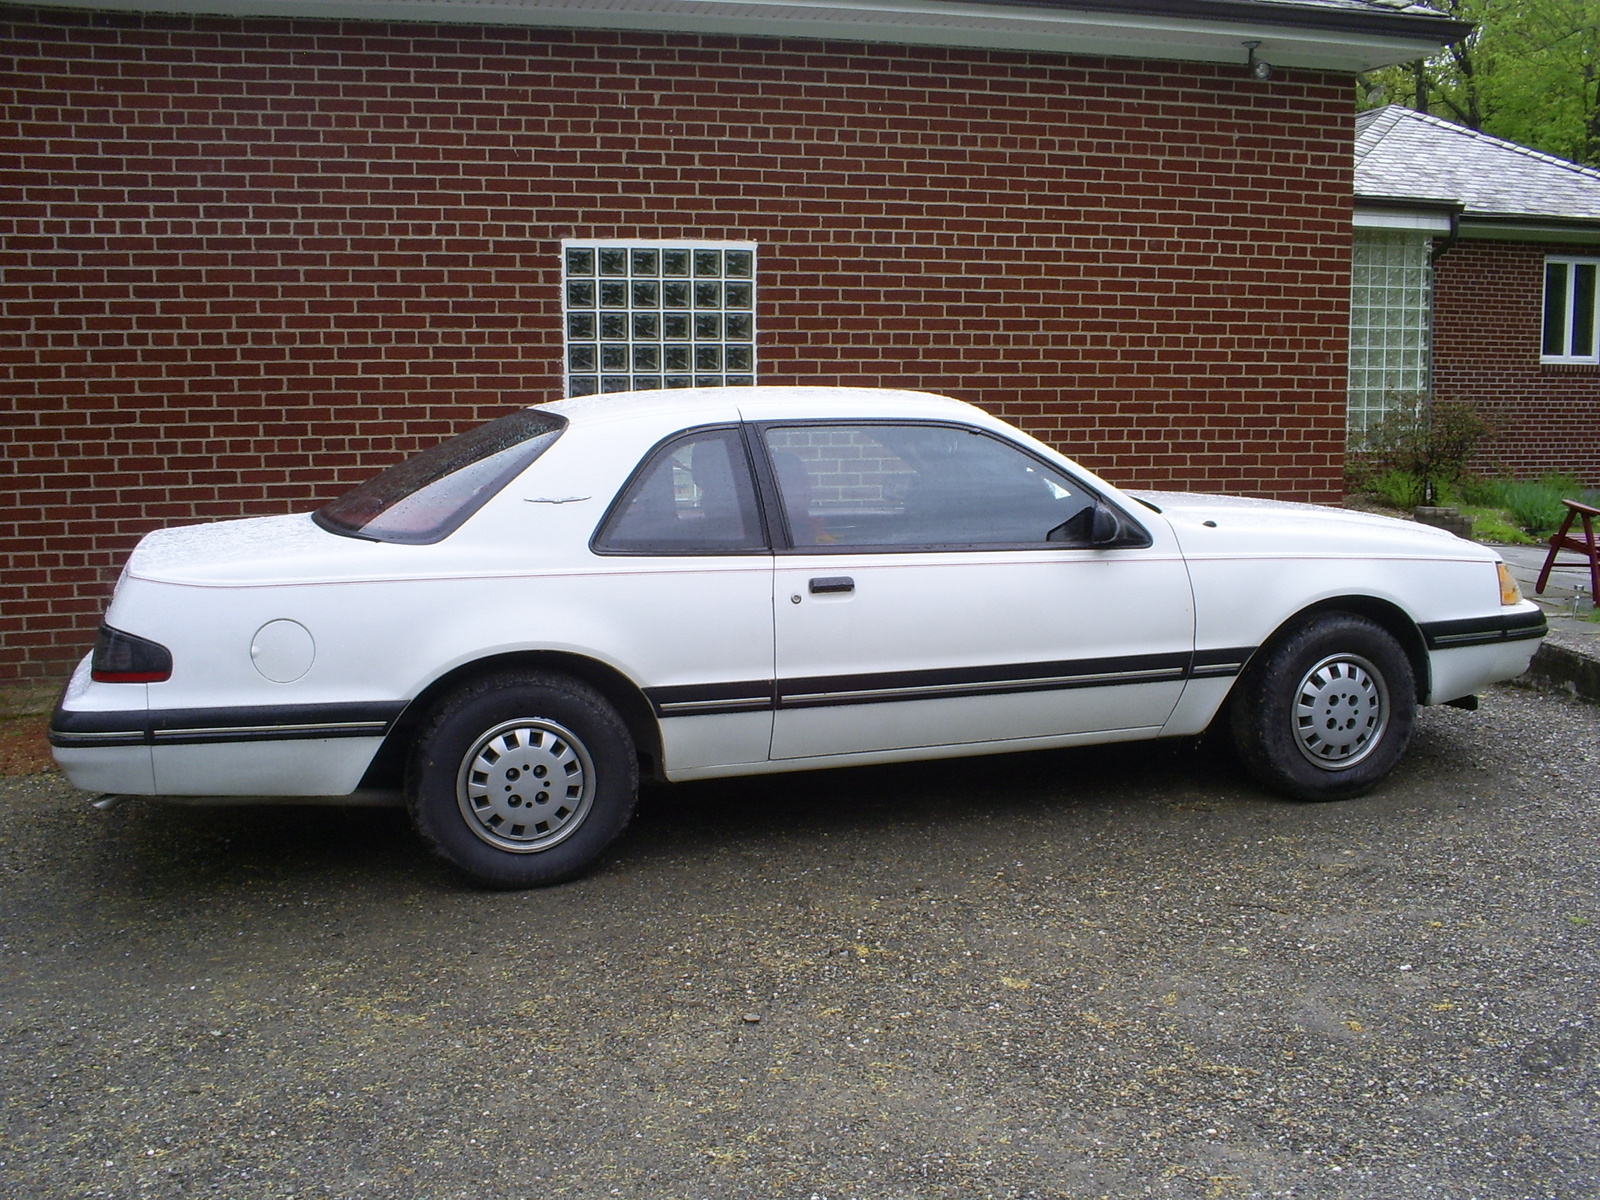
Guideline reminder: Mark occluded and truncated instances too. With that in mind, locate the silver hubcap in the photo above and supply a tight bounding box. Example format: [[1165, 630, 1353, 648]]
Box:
[[1292, 653, 1389, 770], [456, 719, 595, 853]]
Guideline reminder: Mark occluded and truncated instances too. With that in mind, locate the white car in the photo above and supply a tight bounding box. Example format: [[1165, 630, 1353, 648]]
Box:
[[51, 387, 1546, 887]]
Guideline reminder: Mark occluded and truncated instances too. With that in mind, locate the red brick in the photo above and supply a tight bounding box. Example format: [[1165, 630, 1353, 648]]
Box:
[[1, 8, 1353, 678]]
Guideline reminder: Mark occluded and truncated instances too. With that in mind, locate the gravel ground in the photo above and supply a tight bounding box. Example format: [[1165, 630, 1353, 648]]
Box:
[[2, 685, 1597, 1200]]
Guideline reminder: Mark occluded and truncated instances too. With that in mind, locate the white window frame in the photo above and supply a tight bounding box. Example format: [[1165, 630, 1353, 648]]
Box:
[[561, 239, 757, 397], [1542, 256, 1600, 365]]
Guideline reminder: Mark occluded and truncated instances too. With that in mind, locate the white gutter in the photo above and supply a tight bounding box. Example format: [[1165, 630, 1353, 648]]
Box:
[[17, 0, 1458, 71]]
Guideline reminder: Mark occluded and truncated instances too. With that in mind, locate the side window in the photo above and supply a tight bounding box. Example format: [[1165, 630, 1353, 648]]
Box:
[[1543, 257, 1600, 364], [764, 424, 1099, 549], [595, 428, 767, 554]]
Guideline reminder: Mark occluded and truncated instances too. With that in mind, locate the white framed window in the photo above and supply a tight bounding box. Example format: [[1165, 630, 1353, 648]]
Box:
[[562, 240, 756, 396], [1543, 257, 1600, 364]]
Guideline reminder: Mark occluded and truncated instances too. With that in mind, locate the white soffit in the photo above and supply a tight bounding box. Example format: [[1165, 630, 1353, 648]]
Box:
[[1354, 208, 1455, 233], [22, 0, 1453, 72]]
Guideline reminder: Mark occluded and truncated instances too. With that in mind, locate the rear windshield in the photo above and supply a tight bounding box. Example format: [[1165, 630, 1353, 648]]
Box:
[[315, 409, 567, 544]]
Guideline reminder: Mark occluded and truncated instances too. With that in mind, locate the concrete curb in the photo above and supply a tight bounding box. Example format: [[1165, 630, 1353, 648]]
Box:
[[1522, 629, 1600, 704]]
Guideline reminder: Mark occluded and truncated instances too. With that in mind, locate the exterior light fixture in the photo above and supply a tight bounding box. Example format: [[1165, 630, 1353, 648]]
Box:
[[1243, 41, 1273, 80]]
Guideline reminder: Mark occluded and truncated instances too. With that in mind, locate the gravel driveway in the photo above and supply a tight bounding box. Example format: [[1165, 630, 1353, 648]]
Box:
[[2, 685, 1596, 1199]]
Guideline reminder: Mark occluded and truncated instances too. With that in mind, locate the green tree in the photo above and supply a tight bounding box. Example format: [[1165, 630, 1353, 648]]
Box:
[[1359, 0, 1600, 166]]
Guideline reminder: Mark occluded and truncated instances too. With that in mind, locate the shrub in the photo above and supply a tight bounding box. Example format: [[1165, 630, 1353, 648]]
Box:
[[1348, 393, 1493, 506], [1369, 468, 1424, 508]]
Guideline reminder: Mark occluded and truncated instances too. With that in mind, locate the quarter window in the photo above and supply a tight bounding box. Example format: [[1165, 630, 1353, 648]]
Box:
[[563, 241, 757, 396], [1543, 257, 1600, 363], [594, 428, 766, 554]]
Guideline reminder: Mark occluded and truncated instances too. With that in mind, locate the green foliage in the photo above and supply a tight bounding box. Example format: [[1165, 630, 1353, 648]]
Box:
[[1459, 504, 1537, 544], [1357, 0, 1600, 166], [1456, 475, 1506, 506], [1369, 469, 1427, 508], [1462, 475, 1600, 535], [1348, 393, 1494, 506], [1495, 480, 1571, 533]]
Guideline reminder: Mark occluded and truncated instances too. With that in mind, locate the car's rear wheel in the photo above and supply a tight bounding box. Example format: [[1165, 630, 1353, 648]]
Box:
[[408, 671, 638, 888], [1229, 613, 1416, 802]]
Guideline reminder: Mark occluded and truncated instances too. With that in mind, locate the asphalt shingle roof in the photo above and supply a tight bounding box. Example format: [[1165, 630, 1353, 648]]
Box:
[[1356, 105, 1600, 223]]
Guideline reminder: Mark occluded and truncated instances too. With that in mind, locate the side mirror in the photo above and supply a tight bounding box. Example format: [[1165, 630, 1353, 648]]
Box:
[[1090, 501, 1120, 545]]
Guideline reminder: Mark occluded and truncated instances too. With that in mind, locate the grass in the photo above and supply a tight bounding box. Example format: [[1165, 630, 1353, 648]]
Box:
[[1351, 470, 1599, 544], [1458, 505, 1539, 545]]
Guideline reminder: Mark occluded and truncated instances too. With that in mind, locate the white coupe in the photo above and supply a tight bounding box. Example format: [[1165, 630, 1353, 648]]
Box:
[[51, 388, 1546, 887]]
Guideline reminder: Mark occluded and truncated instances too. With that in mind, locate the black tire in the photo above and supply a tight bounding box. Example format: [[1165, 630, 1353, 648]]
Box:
[[1228, 613, 1416, 802], [408, 671, 638, 888]]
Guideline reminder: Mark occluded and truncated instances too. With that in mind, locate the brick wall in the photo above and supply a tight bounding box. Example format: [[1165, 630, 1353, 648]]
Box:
[[1, 7, 1355, 681], [1432, 239, 1600, 483]]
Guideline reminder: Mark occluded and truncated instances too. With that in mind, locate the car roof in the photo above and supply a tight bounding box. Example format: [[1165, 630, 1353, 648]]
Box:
[[540, 385, 991, 429]]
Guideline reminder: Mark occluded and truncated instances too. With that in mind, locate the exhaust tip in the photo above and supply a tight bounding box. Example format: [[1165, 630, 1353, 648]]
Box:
[[90, 793, 130, 812]]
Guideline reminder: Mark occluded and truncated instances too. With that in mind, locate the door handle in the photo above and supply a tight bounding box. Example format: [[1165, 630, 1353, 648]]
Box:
[[808, 576, 854, 594]]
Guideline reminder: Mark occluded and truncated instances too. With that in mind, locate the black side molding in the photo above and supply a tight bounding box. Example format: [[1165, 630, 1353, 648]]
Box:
[[50, 702, 404, 749], [1419, 610, 1548, 651]]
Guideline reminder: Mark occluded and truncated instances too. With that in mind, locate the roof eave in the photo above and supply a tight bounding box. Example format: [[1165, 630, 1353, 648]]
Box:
[[14, 0, 1467, 71], [1459, 215, 1600, 246], [1355, 193, 1465, 214]]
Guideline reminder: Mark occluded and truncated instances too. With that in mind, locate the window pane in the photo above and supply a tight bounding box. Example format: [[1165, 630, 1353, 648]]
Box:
[[1347, 230, 1432, 435], [1545, 261, 1570, 357], [1575, 263, 1597, 358], [316, 410, 566, 545], [764, 425, 1094, 550], [597, 429, 766, 553], [563, 242, 757, 396]]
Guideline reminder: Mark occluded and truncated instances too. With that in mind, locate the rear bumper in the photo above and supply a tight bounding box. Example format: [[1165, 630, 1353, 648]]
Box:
[[50, 656, 402, 797]]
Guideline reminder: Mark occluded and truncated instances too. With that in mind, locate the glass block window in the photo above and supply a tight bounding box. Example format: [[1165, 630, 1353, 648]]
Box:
[[1348, 230, 1433, 436], [562, 241, 757, 397], [1543, 257, 1600, 363]]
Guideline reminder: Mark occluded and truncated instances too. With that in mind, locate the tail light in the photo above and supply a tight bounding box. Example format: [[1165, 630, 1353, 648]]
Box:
[[91, 625, 173, 683]]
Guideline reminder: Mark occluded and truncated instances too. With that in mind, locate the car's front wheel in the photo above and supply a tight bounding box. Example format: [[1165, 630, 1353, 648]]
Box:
[[1229, 613, 1416, 802], [408, 671, 638, 887]]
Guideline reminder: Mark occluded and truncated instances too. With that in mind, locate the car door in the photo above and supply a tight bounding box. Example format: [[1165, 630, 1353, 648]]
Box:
[[762, 421, 1194, 762], [590, 424, 775, 771]]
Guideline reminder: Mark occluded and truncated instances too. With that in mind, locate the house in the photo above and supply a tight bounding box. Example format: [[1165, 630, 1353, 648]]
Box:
[[1, 0, 1467, 683], [1352, 104, 1600, 482]]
